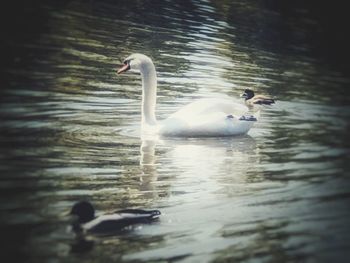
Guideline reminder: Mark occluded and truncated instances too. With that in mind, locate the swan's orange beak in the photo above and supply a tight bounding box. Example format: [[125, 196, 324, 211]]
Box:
[[117, 63, 130, 74]]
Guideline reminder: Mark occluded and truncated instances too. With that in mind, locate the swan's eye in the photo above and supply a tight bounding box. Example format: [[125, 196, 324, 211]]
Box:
[[123, 58, 133, 65]]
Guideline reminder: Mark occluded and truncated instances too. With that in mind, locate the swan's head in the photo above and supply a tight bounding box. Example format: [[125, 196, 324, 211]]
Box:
[[117, 53, 153, 74], [241, 89, 255, 100]]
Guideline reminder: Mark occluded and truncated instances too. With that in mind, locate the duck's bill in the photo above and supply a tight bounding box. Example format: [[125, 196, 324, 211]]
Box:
[[117, 64, 130, 74], [240, 93, 248, 98]]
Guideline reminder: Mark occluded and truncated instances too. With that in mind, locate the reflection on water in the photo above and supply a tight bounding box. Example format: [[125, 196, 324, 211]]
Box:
[[1, 0, 350, 262]]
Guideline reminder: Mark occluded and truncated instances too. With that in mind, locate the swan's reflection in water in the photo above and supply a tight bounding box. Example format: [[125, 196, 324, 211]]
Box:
[[138, 134, 258, 199], [140, 139, 157, 167], [139, 138, 159, 199], [125, 135, 261, 262]]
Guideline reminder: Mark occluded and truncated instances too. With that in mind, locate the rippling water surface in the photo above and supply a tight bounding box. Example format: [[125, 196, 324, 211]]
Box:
[[1, 1, 350, 262]]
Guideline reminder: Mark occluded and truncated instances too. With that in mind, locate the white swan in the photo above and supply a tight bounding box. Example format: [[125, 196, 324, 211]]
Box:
[[117, 53, 257, 137]]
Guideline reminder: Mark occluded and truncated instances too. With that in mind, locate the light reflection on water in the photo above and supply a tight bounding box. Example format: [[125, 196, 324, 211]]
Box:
[[1, 0, 350, 262]]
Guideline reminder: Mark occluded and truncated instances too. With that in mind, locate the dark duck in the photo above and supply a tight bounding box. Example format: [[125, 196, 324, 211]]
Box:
[[241, 89, 275, 106], [70, 201, 161, 235]]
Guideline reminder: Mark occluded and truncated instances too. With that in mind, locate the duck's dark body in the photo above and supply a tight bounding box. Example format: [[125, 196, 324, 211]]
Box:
[[70, 201, 161, 234], [241, 89, 275, 106]]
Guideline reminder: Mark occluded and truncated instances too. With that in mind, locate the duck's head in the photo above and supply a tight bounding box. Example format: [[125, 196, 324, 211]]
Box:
[[70, 201, 95, 223], [117, 53, 153, 74], [240, 89, 255, 100]]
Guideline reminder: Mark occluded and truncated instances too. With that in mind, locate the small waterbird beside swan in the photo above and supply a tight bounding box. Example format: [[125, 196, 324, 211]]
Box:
[[117, 53, 257, 137], [241, 89, 275, 107]]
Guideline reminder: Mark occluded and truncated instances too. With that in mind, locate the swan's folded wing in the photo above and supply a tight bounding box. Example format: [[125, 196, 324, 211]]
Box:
[[167, 98, 249, 120], [160, 111, 255, 137]]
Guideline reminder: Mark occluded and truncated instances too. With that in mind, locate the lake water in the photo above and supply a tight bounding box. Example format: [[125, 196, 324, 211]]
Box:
[[1, 1, 350, 262]]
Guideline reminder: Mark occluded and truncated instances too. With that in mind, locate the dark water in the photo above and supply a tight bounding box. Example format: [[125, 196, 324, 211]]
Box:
[[1, 1, 350, 262]]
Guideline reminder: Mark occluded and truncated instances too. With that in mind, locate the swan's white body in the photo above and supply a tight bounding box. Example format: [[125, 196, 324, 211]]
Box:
[[158, 98, 254, 137], [117, 54, 256, 137]]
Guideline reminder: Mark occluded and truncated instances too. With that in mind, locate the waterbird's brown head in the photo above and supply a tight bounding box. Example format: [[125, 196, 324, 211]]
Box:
[[240, 89, 255, 100]]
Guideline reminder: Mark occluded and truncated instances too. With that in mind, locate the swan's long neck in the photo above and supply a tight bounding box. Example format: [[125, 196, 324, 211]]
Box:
[[140, 62, 157, 127]]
